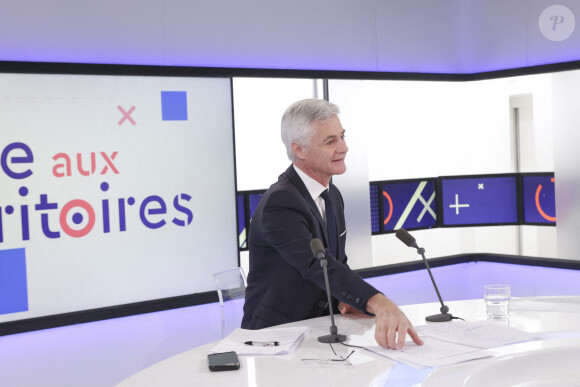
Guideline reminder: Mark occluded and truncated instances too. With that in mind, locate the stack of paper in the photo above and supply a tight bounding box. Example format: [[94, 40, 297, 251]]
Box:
[[415, 320, 538, 349], [348, 320, 538, 368], [210, 326, 309, 356]]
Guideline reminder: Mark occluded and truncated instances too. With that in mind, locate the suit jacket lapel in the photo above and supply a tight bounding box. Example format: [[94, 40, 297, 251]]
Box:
[[283, 165, 331, 254]]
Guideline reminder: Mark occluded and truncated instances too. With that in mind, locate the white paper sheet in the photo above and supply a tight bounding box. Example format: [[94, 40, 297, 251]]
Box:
[[210, 326, 309, 356], [415, 320, 538, 349], [362, 337, 491, 368], [345, 319, 539, 368]]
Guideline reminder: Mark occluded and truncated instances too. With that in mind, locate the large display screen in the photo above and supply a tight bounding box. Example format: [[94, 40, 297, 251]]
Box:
[[439, 175, 518, 226], [0, 72, 238, 323], [521, 173, 557, 225]]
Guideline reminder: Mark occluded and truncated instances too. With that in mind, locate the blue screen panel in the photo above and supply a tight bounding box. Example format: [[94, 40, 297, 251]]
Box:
[[237, 194, 246, 248], [237, 192, 264, 249], [522, 175, 556, 224], [382, 180, 437, 232], [249, 193, 263, 219], [370, 184, 380, 233], [441, 176, 517, 226]]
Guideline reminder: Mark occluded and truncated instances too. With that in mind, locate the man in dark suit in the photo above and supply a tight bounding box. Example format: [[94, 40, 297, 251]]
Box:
[[241, 99, 423, 350]]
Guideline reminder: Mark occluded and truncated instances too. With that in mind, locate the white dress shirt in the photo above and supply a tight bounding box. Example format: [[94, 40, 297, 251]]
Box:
[[293, 164, 329, 222]]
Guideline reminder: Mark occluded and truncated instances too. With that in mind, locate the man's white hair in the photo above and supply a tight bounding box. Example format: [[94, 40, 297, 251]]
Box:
[[281, 98, 340, 162]]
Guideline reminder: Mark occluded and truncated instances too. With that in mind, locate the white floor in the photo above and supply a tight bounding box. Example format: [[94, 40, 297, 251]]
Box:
[[1, 261, 579, 387]]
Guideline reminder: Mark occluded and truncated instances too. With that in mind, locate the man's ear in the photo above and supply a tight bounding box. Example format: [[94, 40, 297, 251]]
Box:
[[291, 142, 306, 160]]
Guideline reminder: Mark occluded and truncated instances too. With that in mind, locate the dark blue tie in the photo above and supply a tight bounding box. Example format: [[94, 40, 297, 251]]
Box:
[[320, 190, 338, 259]]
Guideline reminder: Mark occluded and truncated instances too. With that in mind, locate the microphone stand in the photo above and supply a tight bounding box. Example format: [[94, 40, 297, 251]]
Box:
[[416, 246, 452, 322], [318, 255, 347, 343]]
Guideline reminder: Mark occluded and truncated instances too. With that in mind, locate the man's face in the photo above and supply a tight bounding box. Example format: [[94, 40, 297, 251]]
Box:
[[300, 116, 348, 185]]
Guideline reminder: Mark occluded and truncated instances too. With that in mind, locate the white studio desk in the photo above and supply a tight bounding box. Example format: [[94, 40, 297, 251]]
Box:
[[117, 296, 580, 387]]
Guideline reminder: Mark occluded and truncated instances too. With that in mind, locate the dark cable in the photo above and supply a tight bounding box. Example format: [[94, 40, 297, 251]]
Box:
[[329, 342, 355, 361]]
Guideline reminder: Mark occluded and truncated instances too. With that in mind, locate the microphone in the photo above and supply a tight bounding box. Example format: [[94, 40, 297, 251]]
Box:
[[310, 238, 326, 260], [395, 229, 454, 322], [395, 228, 419, 249], [310, 238, 347, 343]]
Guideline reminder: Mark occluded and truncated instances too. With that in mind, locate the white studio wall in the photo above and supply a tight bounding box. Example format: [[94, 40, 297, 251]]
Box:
[[234, 74, 559, 270], [553, 69, 580, 261], [330, 75, 558, 266], [509, 74, 558, 259], [233, 78, 324, 191], [232, 78, 323, 275], [329, 80, 374, 270]]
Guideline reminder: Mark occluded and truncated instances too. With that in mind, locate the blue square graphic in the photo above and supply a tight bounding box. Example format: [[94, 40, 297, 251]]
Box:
[[161, 91, 188, 121], [0, 248, 29, 315]]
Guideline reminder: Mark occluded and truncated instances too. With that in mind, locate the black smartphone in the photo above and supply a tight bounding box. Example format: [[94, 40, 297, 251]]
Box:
[[207, 351, 240, 372]]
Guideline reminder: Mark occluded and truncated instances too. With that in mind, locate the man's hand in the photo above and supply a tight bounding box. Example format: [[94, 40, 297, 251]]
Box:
[[365, 293, 424, 350]]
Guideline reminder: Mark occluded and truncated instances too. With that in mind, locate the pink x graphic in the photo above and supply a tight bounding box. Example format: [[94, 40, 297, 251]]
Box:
[[118, 105, 136, 126]]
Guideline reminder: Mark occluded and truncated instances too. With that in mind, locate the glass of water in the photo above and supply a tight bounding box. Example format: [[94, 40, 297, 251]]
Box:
[[484, 284, 510, 319]]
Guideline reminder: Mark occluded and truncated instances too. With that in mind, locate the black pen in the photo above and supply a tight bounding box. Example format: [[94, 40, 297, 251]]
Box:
[[244, 341, 279, 346]]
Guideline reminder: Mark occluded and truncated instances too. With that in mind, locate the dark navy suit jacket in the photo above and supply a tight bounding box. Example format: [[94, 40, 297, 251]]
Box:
[[241, 165, 379, 329]]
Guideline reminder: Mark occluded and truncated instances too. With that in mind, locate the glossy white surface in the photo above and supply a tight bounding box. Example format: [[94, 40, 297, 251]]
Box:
[[424, 337, 580, 386], [464, 343, 580, 387], [0, 299, 246, 387], [4, 262, 579, 387], [118, 296, 580, 387]]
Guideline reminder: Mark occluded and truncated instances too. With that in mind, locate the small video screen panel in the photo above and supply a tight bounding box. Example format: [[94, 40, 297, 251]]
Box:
[[237, 194, 247, 248], [249, 193, 264, 217], [381, 179, 437, 232], [439, 174, 518, 226], [237, 191, 264, 249], [521, 173, 556, 225], [370, 184, 380, 233]]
